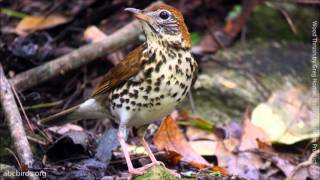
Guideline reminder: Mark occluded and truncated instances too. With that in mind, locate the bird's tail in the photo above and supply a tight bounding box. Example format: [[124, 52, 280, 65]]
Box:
[[40, 105, 81, 126], [40, 98, 106, 126]]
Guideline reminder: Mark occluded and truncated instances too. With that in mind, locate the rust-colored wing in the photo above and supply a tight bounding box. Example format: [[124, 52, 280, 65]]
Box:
[[91, 44, 144, 97]]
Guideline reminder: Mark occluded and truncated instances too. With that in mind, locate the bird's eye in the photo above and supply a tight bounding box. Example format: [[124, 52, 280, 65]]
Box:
[[159, 10, 170, 20]]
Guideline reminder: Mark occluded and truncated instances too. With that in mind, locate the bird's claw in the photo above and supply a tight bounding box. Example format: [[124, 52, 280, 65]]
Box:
[[128, 168, 145, 176]]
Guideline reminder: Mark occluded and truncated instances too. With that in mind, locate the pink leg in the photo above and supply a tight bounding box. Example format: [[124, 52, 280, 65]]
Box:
[[138, 137, 180, 177], [118, 131, 144, 175], [140, 137, 163, 165]]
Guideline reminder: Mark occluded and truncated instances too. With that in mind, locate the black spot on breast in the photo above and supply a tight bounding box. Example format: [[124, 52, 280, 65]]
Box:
[[182, 87, 188, 96], [155, 61, 163, 73], [171, 92, 178, 98], [154, 80, 161, 87], [169, 65, 172, 70], [175, 65, 183, 75], [180, 83, 186, 88], [144, 67, 154, 77], [126, 106, 130, 110], [130, 80, 143, 86], [186, 57, 191, 62], [189, 61, 195, 72], [120, 98, 124, 103], [143, 96, 148, 100], [168, 50, 176, 58], [145, 86, 152, 93], [178, 53, 182, 58], [146, 79, 152, 84], [139, 86, 144, 90], [160, 94, 164, 99], [116, 104, 122, 108], [129, 92, 138, 99], [154, 87, 160, 92], [182, 47, 191, 51], [156, 102, 161, 106], [125, 99, 129, 103], [131, 101, 136, 105], [147, 51, 156, 64], [186, 74, 192, 80], [120, 89, 128, 96], [166, 80, 171, 85], [137, 103, 142, 107], [112, 93, 119, 99], [161, 54, 167, 63], [141, 59, 148, 67]]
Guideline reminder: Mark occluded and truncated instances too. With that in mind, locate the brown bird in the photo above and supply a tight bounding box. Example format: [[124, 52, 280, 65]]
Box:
[[41, 4, 198, 176]]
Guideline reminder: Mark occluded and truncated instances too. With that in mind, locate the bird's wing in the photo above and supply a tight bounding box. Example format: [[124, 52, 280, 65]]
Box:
[[91, 44, 144, 97]]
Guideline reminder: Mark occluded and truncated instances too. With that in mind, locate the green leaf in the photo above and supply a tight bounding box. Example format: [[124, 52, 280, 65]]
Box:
[[190, 32, 200, 46], [0, 8, 28, 18], [226, 5, 242, 20]]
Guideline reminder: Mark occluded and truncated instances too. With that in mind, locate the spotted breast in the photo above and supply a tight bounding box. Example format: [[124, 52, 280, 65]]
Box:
[[109, 41, 197, 127]]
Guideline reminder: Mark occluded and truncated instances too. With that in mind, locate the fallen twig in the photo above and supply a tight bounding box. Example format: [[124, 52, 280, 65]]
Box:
[[287, 149, 320, 180], [0, 64, 38, 180], [10, 20, 142, 91]]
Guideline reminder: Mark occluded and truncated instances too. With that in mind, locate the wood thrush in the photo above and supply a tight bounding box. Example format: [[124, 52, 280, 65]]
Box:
[[41, 4, 198, 176]]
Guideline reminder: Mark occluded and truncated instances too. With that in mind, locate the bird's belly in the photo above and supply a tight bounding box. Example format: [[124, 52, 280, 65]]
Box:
[[127, 98, 176, 127], [109, 72, 191, 127], [110, 78, 187, 127]]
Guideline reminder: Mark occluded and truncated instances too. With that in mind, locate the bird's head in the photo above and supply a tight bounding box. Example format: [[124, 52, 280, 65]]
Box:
[[125, 4, 191, 49]]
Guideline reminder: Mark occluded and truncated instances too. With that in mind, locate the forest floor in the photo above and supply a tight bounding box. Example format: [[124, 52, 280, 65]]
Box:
[[0, 0, 319, 179]]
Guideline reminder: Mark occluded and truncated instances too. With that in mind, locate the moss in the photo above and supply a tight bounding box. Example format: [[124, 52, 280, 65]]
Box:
[[247, 4, 319, 42], [133, 165, 178, 180]]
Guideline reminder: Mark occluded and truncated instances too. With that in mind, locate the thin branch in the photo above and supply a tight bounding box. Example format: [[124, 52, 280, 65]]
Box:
[[11, 85, 34, 132], [10, 20, 142, 91], [0, 63, 38, 180]]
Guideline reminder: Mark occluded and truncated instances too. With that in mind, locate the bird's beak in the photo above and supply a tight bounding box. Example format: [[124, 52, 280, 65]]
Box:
[[125, 8, 152, 23]]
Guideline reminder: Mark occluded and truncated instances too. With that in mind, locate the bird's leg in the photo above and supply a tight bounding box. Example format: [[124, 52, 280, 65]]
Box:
[[139, 137, 163, 166], [117, 128, 144, 176], [136, 125, 180, 177]]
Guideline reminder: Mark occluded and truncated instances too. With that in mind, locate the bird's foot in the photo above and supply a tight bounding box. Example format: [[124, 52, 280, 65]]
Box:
[[128, 167, 145, 176]]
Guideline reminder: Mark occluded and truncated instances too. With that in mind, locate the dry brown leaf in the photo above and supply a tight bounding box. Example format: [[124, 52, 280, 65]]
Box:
[[154, 115, 211, 168], [251, 86, 319, 144], [83, 26, 108, 43], [16, 15, 68, 33], [189, 140, 217, 156], [239, 111, 270, 151], [214, 139, 264, 180], [211, 166, 229, 176], [83, 26, 120, 65], [186, 126, 216, 141]]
